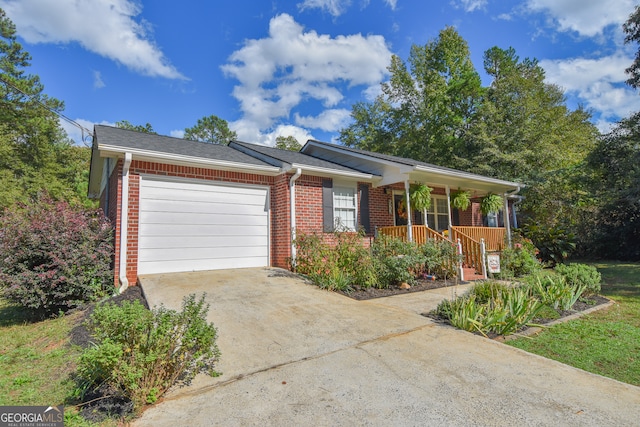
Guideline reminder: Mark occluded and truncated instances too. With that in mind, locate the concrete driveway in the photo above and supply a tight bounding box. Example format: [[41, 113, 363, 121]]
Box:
[[135, 268, 640, 426]]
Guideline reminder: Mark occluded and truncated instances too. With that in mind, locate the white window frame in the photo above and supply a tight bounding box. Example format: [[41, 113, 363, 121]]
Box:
[[333, 181, 358, 231], [427, 195, 450, 232]]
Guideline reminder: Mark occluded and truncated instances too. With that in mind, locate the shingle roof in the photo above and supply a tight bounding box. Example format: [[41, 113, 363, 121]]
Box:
[[230, 140, 374, 174], [94, 125, 272, 167], [303, 139, 470, 175]]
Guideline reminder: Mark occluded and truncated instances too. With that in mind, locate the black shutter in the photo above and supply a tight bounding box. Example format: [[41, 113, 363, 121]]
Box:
[[322, 178, 334, 232], [359, 184, 371, 234]]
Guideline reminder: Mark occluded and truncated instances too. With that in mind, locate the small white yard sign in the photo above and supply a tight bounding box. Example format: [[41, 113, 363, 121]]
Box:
[[487, 254, 501, 274]]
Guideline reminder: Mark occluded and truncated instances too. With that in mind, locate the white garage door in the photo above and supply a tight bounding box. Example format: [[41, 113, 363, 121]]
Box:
[[138, 176, 270, 274]]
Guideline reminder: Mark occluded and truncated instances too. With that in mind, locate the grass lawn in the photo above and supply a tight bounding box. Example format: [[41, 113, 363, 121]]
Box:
[[0, 299, 118, 426], [506, 261, 640, 386]]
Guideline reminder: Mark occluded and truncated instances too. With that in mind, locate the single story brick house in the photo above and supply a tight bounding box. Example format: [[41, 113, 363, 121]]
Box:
[[88, 125, 523, 290]]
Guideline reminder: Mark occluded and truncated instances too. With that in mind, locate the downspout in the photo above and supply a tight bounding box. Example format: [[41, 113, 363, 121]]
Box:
[[404, 180, 413, 242], [289, 168, 302, 268], [118, 153, 133, 293], [510, 195, 525, 229], [504, 186, 521, 247]]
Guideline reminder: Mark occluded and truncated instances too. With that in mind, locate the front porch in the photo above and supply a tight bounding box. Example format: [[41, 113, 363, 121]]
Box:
[[376, 225, 507, 279]]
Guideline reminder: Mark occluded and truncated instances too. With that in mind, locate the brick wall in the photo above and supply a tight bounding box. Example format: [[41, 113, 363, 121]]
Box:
[[368, 184, 394, 230], [272, 173, 291, 268], [294, 174, 324, 234]]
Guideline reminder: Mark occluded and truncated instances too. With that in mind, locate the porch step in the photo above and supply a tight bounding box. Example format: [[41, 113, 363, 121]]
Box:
[[462, 266, 485, 282]]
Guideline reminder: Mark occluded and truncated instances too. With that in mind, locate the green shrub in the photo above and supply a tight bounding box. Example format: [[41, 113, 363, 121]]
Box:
[[497, 247, 541, 278], [75, 294, 220, 413], [420, 239, 458, 279], [555, 263, 601, 295], [529, 276, 586, 311], [488, 286, 543, 336], [436, 283, 543, 336], [445, 295, 485, 333], [523, 223, 576, 266], [293, 231, 378, 290], [494, 234, 541, 279], [372, 235, 426, 287], [0, 194, 114, 316], [468, 281, 509, 305]]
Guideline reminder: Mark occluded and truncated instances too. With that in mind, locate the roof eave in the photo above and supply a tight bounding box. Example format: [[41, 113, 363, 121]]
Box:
[[98, 144, 282, 175], [412, 165, 522, 192], [289, 163, 377, 181]]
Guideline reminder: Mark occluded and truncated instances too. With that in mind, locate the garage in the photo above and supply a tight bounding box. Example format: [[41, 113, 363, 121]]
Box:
[[138, 176, 270, 275]]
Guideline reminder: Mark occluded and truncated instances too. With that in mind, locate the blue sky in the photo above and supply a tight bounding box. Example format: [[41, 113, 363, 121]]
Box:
[[1, 0, 638, 146]]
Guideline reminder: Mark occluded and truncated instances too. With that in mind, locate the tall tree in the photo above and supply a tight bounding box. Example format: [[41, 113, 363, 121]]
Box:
[[0, 9, 90, 208], [116, 120, 156, 134], [275, 135, 302, 151], [465, 47, 597, 183], [340, 26, 483, 167], [184, 115, 237, 144], [585, 112, 640, 260], [624, 5, 640, 90]]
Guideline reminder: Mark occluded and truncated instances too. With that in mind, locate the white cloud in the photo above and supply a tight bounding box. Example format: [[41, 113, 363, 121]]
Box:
[[170, 129, 185, 139], [222, 14, 391, 144], [525, 0, 636, 37], [384, 0, 398, 10], [297, 0, 396, 16], [59, 118, 115, 146], [298, 0, 351, 17], [541, 53, 640, 130], [452, 0, 487, 13], [93, 70, 105, 89], [0, 0, 185, 79], [295, 109, 352, 131], [230, 119, 314, 146], [363, 84, 383, 101]]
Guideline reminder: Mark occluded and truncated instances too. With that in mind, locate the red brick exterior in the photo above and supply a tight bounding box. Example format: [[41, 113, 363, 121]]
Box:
[[272, 173, 291, 268], [100, 158, 493, 287]]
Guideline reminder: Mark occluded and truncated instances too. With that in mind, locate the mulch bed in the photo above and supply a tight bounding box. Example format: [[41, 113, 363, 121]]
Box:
[[334, 277, 611, 339], [337, 278, 461, 300]]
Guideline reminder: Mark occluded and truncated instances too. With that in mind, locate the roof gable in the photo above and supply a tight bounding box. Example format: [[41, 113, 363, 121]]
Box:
[[94, 125, 274, 168]]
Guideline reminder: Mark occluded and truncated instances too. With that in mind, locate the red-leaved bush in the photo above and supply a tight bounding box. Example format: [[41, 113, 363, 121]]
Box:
[[0, 194, 114, 315]]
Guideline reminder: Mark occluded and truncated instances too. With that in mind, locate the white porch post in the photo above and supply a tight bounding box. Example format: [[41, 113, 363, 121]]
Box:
[[503, 193, 512, 247], [404, 180, 413, 242], [445, 185, 452, 237]]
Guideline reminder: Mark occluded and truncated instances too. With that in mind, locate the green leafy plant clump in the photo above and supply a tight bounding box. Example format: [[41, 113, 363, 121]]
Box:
[[496, 237, 542, 279], [0, 194, 114, 316], [435, 275, 590, 337], [435, 281, 543, 336], [450, 189, 471, 211], [480, 193, 502, 215], [75, 294, 220, 413], [372, 235, 426, 287], [294, 231, 458, 291], [555, 263, 602, 296]]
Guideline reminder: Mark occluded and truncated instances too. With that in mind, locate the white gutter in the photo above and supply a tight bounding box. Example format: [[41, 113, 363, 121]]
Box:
[[98, 144, 281, 175], [289, 163, 375, 181], [118, 152, 133, 293], [414, 165, 520, 188], [289, 168, 302, 268]]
